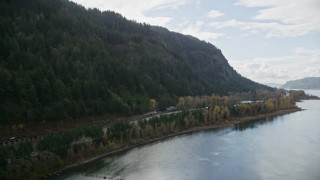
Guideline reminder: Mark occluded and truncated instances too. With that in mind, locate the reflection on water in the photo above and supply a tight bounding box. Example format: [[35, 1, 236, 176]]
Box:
[[233, 115, 286, 131], [233, 118, 264, 131], [57, 93, 320, 180], [233, 120, 259, 131]]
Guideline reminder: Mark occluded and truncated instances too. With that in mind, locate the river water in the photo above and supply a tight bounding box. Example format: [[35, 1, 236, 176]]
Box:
[[57, 90, 320, 180]]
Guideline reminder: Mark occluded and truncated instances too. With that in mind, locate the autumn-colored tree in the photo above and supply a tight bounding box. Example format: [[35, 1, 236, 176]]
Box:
[[149, 99, 157, 110]]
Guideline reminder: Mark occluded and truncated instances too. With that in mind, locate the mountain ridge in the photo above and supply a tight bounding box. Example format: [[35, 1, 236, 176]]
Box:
[[0, 0, 271, 124], [282, 77, 320, 90]]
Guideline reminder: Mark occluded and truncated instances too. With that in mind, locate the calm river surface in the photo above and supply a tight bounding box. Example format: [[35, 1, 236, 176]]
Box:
[[57, 90, 320, 180]]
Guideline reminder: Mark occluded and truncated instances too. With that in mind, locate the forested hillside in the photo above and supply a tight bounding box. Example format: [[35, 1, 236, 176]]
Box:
[[0, 0, 270, 124]]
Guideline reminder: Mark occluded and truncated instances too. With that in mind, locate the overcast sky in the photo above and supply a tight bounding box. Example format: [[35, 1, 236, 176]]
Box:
[[71, 0, 320, 84]]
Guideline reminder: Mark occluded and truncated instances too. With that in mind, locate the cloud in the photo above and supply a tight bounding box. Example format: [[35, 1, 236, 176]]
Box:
[[207, 10, 224, 19], [71, 0, 187, 26], [229, 48, 320, 83], [231, 0, 320, 37], [182, 21, 224, 41], [155, 2, 185, 10], [294, 47, 320, 56], [235, 0, 320, 23], [71, 0, 320, 38], [210, 19, 314, 37], [195, 0, 201, 9]]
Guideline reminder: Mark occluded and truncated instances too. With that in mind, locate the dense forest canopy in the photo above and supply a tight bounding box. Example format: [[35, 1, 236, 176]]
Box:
[[0, 0, 271, 124]]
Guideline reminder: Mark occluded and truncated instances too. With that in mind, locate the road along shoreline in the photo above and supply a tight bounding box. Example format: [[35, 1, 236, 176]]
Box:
[[51, 108, 301, 176]]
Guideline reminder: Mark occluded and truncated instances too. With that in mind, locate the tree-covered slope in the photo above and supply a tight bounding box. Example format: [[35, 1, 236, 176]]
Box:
[[0, 0, 270, 124], [282, 77, 320, 90], [152, 27, 266, 93]]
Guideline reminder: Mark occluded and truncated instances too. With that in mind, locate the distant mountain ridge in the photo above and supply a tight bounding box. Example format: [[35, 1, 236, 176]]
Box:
[[265, 83, 283, 88], [282, 77, 320, 90], [0, 0, 270, 124]]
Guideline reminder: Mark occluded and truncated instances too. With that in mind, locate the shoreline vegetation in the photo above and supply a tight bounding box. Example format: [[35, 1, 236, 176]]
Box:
[[0, 90, 316, 179], [55, 107, 301, 176], [1, 1, 319, 179]]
